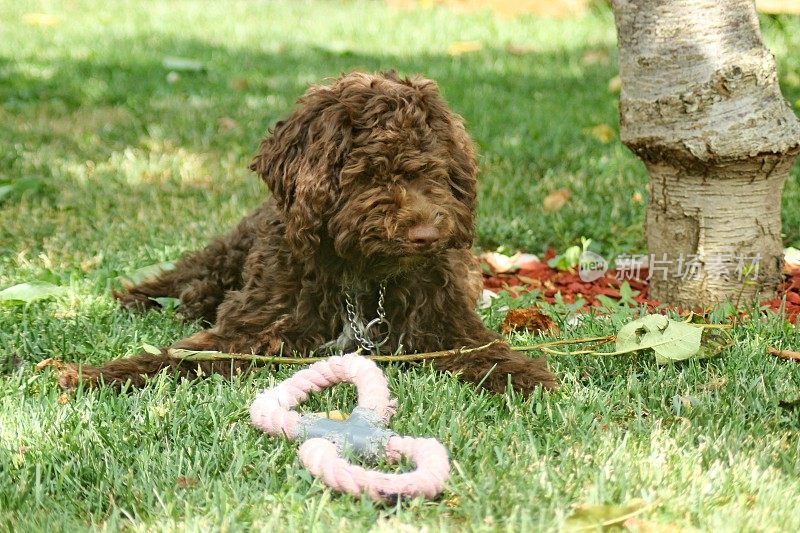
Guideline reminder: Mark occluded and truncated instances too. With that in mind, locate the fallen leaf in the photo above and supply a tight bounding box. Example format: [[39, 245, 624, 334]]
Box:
[[448, 41, 482, 56], [152, 296, 181, 309], [502, 308, 559, 335], [614, 315, 729, 364], [35, 358, 66, 372], [507, 43, 536, 55], [608, 75, 622, 93], [632, 191, 643, 203], [57, 394, 69, 405], [589, 123, 615, 143], [481, 252, 541, 274], [21, 13, 60, 27], [80, 254, 104, 273], [142, 343, 162, 355], [515, 254, 541, 270], [543, 188, 571, 213], [176, 476, 198, 488], [478, 289, 498, 309], [217, 117, 239, 131], [697, 327, 733, 360], [481, 252, 517, 273], [0, 282, 67, 305], [162, 57, 206, 72], [616, 315, 699, 362], [547, 245, 582, 271], [581, 49, 609, 65], [444, 495, 460, 508], [121, 261, 175, 286], [672, 394, 699, 414], [785, 247, 800, 267], [698, 376, 728, 392], [563, 499, 650, 531], [229, 78, 249, 91]]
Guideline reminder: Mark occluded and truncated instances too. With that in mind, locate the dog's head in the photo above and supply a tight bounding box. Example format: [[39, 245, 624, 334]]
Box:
[[250, 71, 477, 276]]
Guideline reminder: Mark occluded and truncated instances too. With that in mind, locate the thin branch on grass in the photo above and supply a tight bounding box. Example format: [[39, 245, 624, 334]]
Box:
[[169, 335, 617, 365], [768, 346, 800, 362]]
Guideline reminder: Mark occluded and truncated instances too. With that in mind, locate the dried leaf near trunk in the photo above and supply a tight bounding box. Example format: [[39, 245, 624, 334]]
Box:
[[501, 308, 559, 335]]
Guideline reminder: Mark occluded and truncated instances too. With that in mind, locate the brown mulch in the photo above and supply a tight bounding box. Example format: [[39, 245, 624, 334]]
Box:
[[480, 248, 800, 324]]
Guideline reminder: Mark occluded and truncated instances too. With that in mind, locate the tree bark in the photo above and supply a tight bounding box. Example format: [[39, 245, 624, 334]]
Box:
[[611, 0, 800, 307]]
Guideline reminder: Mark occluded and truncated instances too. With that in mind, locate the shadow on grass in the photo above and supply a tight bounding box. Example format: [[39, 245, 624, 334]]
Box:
[[2, 35, 641, 257]]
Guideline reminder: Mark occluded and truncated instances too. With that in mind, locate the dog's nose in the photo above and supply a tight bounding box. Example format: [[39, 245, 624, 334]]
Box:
[[408, 225, 441, 247]]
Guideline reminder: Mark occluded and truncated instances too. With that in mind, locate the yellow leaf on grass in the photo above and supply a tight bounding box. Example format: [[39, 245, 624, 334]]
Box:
[[795, 98, 800, 109], [448, 41, 482, 56], [312, 410, 349, 421], [22, 13, 60, 27], [589, 123, 615, 143], [608, 75, 622, 93], [564, 499, 651, 532], [543, 188, 571, 213]]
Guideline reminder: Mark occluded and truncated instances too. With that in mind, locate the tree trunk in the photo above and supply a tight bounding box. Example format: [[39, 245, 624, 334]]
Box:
[[611, 0, 800, 307]]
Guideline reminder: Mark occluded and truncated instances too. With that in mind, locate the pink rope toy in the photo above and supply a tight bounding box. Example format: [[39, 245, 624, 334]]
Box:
[[249, 353, 451, 501]]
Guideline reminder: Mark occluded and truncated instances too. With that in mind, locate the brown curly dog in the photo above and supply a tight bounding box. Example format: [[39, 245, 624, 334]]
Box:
[[59, 71, 557, 395]]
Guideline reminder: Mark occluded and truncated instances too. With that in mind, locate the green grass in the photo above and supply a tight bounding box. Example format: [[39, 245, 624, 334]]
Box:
[[2, 1, 800, 530]]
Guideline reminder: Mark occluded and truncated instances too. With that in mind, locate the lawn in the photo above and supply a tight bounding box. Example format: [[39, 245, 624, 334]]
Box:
[[2, 0, 800, 530]]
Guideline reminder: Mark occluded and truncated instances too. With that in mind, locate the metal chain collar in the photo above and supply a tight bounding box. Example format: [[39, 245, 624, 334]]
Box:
[[344, 281, 391, 354]]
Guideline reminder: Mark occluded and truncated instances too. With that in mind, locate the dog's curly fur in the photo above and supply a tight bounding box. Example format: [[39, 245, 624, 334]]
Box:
[[60, 71, 557, 395]]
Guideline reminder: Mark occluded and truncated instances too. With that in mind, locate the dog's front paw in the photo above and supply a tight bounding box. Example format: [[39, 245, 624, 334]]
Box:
[[482, 356, 559, 396], [508, 363, 559, 395]]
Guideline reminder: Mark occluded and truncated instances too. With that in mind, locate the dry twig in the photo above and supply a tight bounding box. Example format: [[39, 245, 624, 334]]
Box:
[[169, 335, 617, 365], [768, 346, 800, 362]]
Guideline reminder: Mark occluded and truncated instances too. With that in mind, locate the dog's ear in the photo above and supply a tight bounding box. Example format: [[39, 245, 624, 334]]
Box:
[[410, 76, 477, 248], [446, 119, 478, 248], [249, 86, 351, 258]]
